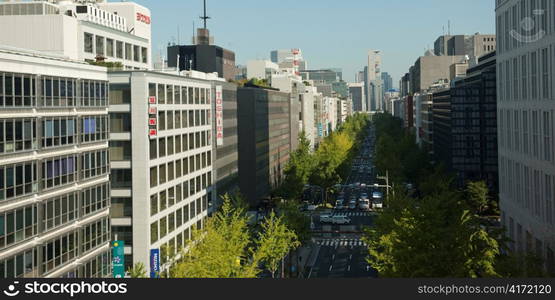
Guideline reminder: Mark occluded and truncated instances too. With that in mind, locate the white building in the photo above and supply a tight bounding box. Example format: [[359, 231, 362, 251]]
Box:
[[299, 85, 320, 150], [0, 0, 152, 70], [270, 49, 306, 74], [0, 47, 110, 278], [246, 60, 279, 80], [108, 70, 215, 275], [367, 50, 383, 112], [496, 0, 555, 272]]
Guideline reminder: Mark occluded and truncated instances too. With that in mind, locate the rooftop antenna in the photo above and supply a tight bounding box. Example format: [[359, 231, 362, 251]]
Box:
[[200, 0, 210, 29], [448, 20, 451, 35], [177, 25, 180, 45]]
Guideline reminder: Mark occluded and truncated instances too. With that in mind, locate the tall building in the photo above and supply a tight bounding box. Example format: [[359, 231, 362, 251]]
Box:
[[0, 47, 111, 278], [409, 54, 466, 94], [108, 70, 215, 274], [381, 72, 393, 94], [434, 33, 496, 60], [0, 0, 152, 70], [348, 82, 366, 112], [496, 0, 555, 273], [300, 69, 342, 84], [270, 49, 306, 72], [367, 50, 383, 112], [211, 81, 238, 211], [299, 85, 319, 150], [271, 74, 302, 152], [246, 60, 279, 80], [237, 85, 292, 207]]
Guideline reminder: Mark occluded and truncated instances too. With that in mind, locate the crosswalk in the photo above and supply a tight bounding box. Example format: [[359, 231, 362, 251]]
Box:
[[315, 238, 367, 247], [330, 211, 372, 217]]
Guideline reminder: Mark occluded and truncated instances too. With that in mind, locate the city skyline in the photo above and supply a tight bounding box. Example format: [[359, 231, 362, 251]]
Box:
[[136, 0, 495, 84]]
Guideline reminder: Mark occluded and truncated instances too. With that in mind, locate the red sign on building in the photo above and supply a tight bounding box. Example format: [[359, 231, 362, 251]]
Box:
[[148, 107, 157, 115], [149, 129, 157, 137], [149, 96, 156, 104], [149, 118, 157, 126], [137, 12, 151, 25]]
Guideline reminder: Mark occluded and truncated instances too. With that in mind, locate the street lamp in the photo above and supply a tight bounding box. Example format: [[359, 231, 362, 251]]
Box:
[[375, 170, 394, 197]]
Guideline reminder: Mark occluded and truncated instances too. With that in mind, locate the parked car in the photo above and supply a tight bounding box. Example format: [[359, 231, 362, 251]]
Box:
[[359, 199, 370, 210], [335, 200, 344, 210], [372, 200, 383, 209], [331, 215, 351, 224], [348, 200, 357, 210], [307, 204, 318, 211], [320, 213, 333, 223]]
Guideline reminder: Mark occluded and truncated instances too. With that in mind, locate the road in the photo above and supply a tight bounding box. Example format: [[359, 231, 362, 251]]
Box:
[[307, 123, 380, 278]]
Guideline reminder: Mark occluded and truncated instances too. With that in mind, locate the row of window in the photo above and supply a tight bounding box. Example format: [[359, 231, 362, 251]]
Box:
[[0, 116, 108, 155], [0, 182, 109, 251], [0, 72, 108, 108], [157, 109, 210, 131], [150, 173, 212, 217], [500, 156, 554, 225], [149, 83, 211, 105], [84, 32, 148, 64], [150, 196, 208, 244], [149, 152, 212, 188], [0, 150, 109, 202], [149, 131, 212, 161], [499, 109, 553, 162], [498, 48, 552, 102]]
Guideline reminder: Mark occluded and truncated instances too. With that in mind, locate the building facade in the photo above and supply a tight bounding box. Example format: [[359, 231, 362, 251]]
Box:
[[349, 82, 366, 112], [0, 48, 111, 278], [108, 70, 214, 274], [0, 0, 152, 70], [237, 85, 291, 207], [496, 0, 555, 273]]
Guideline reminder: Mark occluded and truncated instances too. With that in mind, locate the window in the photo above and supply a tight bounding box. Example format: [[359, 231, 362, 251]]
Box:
[[151, 222, 158, 243], [531, 51, 538, 99], [544, 111, 551, 162], [0, 205, 37, 250], [81, 183, 109, 217], [111, 198, 132, 218], [42, 155, 78, 190], [80, 217, 109, 255], [81, 116, 108, 143], [532, 111, 539, 158], [542, 48, 549, 99], [150, 139, 157, 160], [106, 38, 114, 57], [80, 80, 107, 107], [0, 162, 37, 201], [125, 43, 132, 60], [111, 169, 131, 188], [95, 35, 104, 56], [42, 231, 79, 274], [109, 84, 131, 105], [133, 45, 140, 62], [160, 190, 167, 211], [150, 167, 157, 188], [110, 113, 131, 133], [523, 111, 529, 154], [80, 149, 109, 180], [157, 84, 165, 104], [0, 119, 36, 153], [43, 193, 77, 232], [116, 41, 123, 59], [141, 47, 148, 64], [167, 111, 174, 130], [84, 33, 93, 53], [110, 141, 131, 161], [158, 111, 166, 131], [159, 164, 166, 185], [167, 136, 174, 156]]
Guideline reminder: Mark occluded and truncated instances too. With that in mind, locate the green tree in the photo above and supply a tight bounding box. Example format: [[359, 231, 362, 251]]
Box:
[[254, 211, 300, 278], [363, 188, 500, 277], [278, 132, 315, 199], [171, 195, 260, 278], [466, 181, 489, 215], [127, 262, 148, 278], [277, 201, 311, 244]]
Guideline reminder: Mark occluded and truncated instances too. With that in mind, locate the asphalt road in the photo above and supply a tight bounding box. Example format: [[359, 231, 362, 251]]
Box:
[[308, 124, 380, 278]]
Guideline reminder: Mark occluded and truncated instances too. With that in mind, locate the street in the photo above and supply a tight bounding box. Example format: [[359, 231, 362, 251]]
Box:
[[307, 123, 380, 278]]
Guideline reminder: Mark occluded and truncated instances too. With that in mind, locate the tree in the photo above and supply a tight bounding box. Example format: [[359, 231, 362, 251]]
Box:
[[363, 187, 500, 277], [254, 211, 300, 278], [277, 201, 311, 244], [171, 195, 260, 278], [127, 262, 148, 278], [466, 181, 489, 215], [277, 132, 315, 199]]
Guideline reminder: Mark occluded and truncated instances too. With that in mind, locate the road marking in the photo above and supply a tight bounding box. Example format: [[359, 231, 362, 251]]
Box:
[[349, 254, 353, 260], [347, 265, 351, 272], [329, 265, 333, 272], [332, 254, 335, 261]]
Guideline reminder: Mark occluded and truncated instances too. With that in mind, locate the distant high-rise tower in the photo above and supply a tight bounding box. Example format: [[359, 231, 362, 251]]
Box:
[[367, 50, 383, 112], [381, 72, 393, 93]]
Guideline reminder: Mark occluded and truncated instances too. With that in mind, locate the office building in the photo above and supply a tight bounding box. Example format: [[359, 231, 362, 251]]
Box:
[[409, 53, 466, 94], [211, 81, 238, 210], [246, 60, 279, 81], [0, 0, 152, 70], [237, 85, 292, 207], [167, 40, 236, 81], [381, 72, 393, 94], [300, 69, 342, 84], [271, 74, 302, 152], [368, 50, 383, 112], [108, 70, 215, 274], [349, 82, 366, 112], [270, 49, 306, 73], [299, 85, 319, 150], [0, 47, 110, 278], [496, 0, 555, 273], [434, 33, 496, 59]]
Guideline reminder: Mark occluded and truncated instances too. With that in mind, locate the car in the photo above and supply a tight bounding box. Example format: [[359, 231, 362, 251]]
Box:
[[331, 215, 351, 224], [359, 199, 370, 210], [360, 192, 368, 199], [348, 200, 357, 210], [372, 200, 383, 209], [307, 204, 318, 211], [320, 213, 334, 223], [372, 191, 383, 199], [334, 200, 344, 210]]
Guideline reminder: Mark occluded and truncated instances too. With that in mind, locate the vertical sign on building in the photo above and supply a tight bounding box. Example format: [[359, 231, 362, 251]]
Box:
[[148, 96, 157, 138], [150, 249, 160, 278], [215, 85, 224, 146], [112, 240, 125, 278]]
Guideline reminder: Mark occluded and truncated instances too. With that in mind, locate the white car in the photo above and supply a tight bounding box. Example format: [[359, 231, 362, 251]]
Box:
[[359, 199, 370, 210], [331, 215, 351, 224], [320, 213, 333, 223]]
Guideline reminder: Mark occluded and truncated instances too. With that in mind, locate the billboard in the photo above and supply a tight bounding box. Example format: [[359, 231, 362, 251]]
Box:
[[150, 249, 160, 278], [215, 85, 224, 146], [112, 240, 125, 278]]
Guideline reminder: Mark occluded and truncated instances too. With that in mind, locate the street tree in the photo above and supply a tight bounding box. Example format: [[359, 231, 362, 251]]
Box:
[[127, 262, 148, 278], [254, 211, 300, 278]]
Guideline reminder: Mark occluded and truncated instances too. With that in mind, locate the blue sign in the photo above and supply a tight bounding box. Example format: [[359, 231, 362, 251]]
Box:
[[150, 249, 160, 278], [317, 123, 323, 137]]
